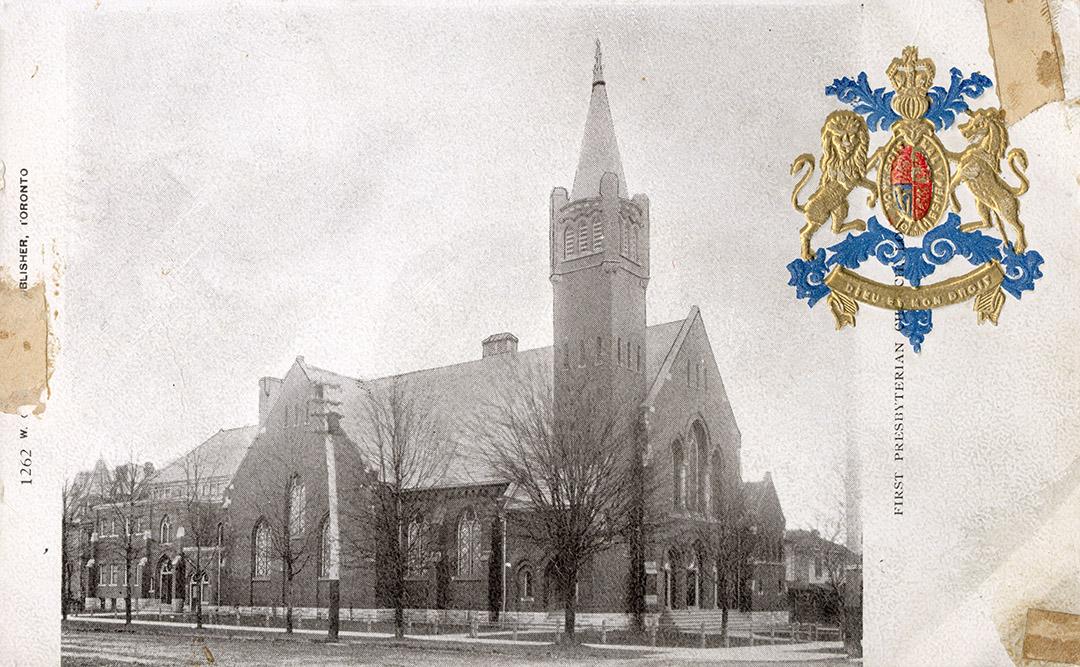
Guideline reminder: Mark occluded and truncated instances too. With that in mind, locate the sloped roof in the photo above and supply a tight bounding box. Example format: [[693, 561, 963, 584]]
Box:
[[785, 529, 854, 560], [296, 319, 689, 486], [153, 425, 258, 486]]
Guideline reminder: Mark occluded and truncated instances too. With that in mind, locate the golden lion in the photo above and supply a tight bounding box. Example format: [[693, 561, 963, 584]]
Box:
[[791, 110, 879, 260], [948, 108, 1030, 253]]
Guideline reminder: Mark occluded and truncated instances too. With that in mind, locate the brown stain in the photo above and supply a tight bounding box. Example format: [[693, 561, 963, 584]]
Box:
[[1035, 50, 1060, 88], [984, 0, 1066, 124], [1023, 609, 1080, 665], [0, 272, 53, 415]]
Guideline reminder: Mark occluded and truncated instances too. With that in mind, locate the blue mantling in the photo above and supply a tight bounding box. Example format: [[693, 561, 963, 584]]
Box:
[[896, 310, 932, 353], [786, 214, 1045, 351], [825, 68, 993, 131]]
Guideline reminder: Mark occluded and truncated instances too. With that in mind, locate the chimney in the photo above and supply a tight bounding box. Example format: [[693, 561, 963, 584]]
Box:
[[482, 332, 518, 358], [259, 376, 284, 427]]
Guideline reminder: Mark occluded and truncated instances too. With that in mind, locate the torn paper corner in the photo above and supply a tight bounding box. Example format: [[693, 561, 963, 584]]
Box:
[[0, 270, 54, 415], [984, 0, 1068, 125]]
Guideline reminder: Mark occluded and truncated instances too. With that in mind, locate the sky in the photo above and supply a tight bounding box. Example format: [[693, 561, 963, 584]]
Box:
[[52, 2, 927, 532]]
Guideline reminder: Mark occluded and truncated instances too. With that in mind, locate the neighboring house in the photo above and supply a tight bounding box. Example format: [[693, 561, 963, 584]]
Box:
[[78, 426, 257, 612], [744, 473, 787, 614], [784, 528, 858, 624]]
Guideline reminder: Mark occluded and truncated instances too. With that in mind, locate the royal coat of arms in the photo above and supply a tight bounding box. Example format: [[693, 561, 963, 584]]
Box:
[[787, 46, 1044, 351]]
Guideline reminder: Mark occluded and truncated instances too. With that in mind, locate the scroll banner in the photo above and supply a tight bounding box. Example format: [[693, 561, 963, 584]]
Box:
[[823, 262, 1007, 328]]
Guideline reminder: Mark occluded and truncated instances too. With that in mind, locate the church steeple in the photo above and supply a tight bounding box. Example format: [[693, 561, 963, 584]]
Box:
[[550, 42, 650, 415], [571, 40, 627, 201]]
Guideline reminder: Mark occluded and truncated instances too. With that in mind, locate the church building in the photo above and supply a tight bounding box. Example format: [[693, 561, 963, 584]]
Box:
[[72, 46, 787, 624]]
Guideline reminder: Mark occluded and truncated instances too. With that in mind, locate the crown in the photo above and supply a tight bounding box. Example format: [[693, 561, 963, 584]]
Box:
[[886, 46, 936, 119]]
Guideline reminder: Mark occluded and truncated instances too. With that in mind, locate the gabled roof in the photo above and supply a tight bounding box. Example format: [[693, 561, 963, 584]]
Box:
[[643, 307, 699, 409], [785, 528, 856, 560], [153, 425, 258, 486], [290, 317, 693, 487], [571, 41, 628, 201], [745, 473, 785, 526]]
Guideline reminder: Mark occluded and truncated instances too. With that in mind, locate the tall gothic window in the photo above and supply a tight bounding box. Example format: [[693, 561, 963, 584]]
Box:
[[407, 516, 425, 577], [319, 518, 333, 578], [289, 475, 305, 537], [160, 515, 172, 543], [564, 228, 575, 259], [578, 222, 588, 253], [691, 422, 709, 513], [686, 435, 699, 512], [456, 508, 482, 578], [518, 566, 534, 599], [711, 450, 723, 518], [686, 551, 699, 608], [671, 441, 685, 510], [253, 520, 271, 579], [592, 217, 603, 252]]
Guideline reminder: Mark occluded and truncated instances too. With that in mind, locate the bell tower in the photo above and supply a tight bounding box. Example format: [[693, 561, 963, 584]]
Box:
[[551, 41, 650, 415]]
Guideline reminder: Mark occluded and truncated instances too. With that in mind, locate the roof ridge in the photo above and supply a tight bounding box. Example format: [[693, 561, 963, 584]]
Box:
[[643, 306, 700, 408]]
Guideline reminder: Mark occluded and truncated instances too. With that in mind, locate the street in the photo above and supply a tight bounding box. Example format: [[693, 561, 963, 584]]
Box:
[[62, 625, 855, 666]]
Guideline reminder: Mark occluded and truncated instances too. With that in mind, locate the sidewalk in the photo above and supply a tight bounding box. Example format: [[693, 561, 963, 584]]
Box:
[[66, 614, 850, 662]]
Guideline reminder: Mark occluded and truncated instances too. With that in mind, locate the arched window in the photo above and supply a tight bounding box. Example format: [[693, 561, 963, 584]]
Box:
[[216, 523, 224, 548], [160, 515, 172, 543], [288, 475, 305, 537], [691, 422, 709, 514], [591, 217, 603, 252], [686, 436, 699, 512], [564, 228, 575, 259], [407, 516, 425, 577], [686, 550, 699, 609], [189, 572, 210, 604], [671, 441, 685, 510], [711, 450, 724, 518], [253, 520, 271, 579], [319, 518, 333, 578], [578, 222, 588, 253], [456, 508, 482, 578], [518, 565, 534, 600]]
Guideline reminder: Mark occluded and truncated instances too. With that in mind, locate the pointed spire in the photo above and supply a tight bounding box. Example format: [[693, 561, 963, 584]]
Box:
[[593, 39, 604, 85], [571, 40, 627, 201]]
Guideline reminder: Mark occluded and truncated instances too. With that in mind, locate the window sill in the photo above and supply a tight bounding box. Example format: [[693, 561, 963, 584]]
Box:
[[519, 597, 535, 603], [452, 576, 482, 582], [252, 577, 271, 582]]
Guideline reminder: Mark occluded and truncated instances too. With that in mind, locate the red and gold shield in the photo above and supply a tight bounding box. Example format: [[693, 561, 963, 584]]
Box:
[[877, 119, 950, 235]]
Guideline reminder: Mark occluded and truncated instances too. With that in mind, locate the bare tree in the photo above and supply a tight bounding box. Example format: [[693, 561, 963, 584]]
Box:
[[338, 377, 456, 639], [250, 433, 317, 634], [814, 488, 861, 657], [177, 446, 228, 629], [101, 454, 156, 625], [470, 364, 658, 640], [61, 475, 91, 620], [697, 489, 758, 643]]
